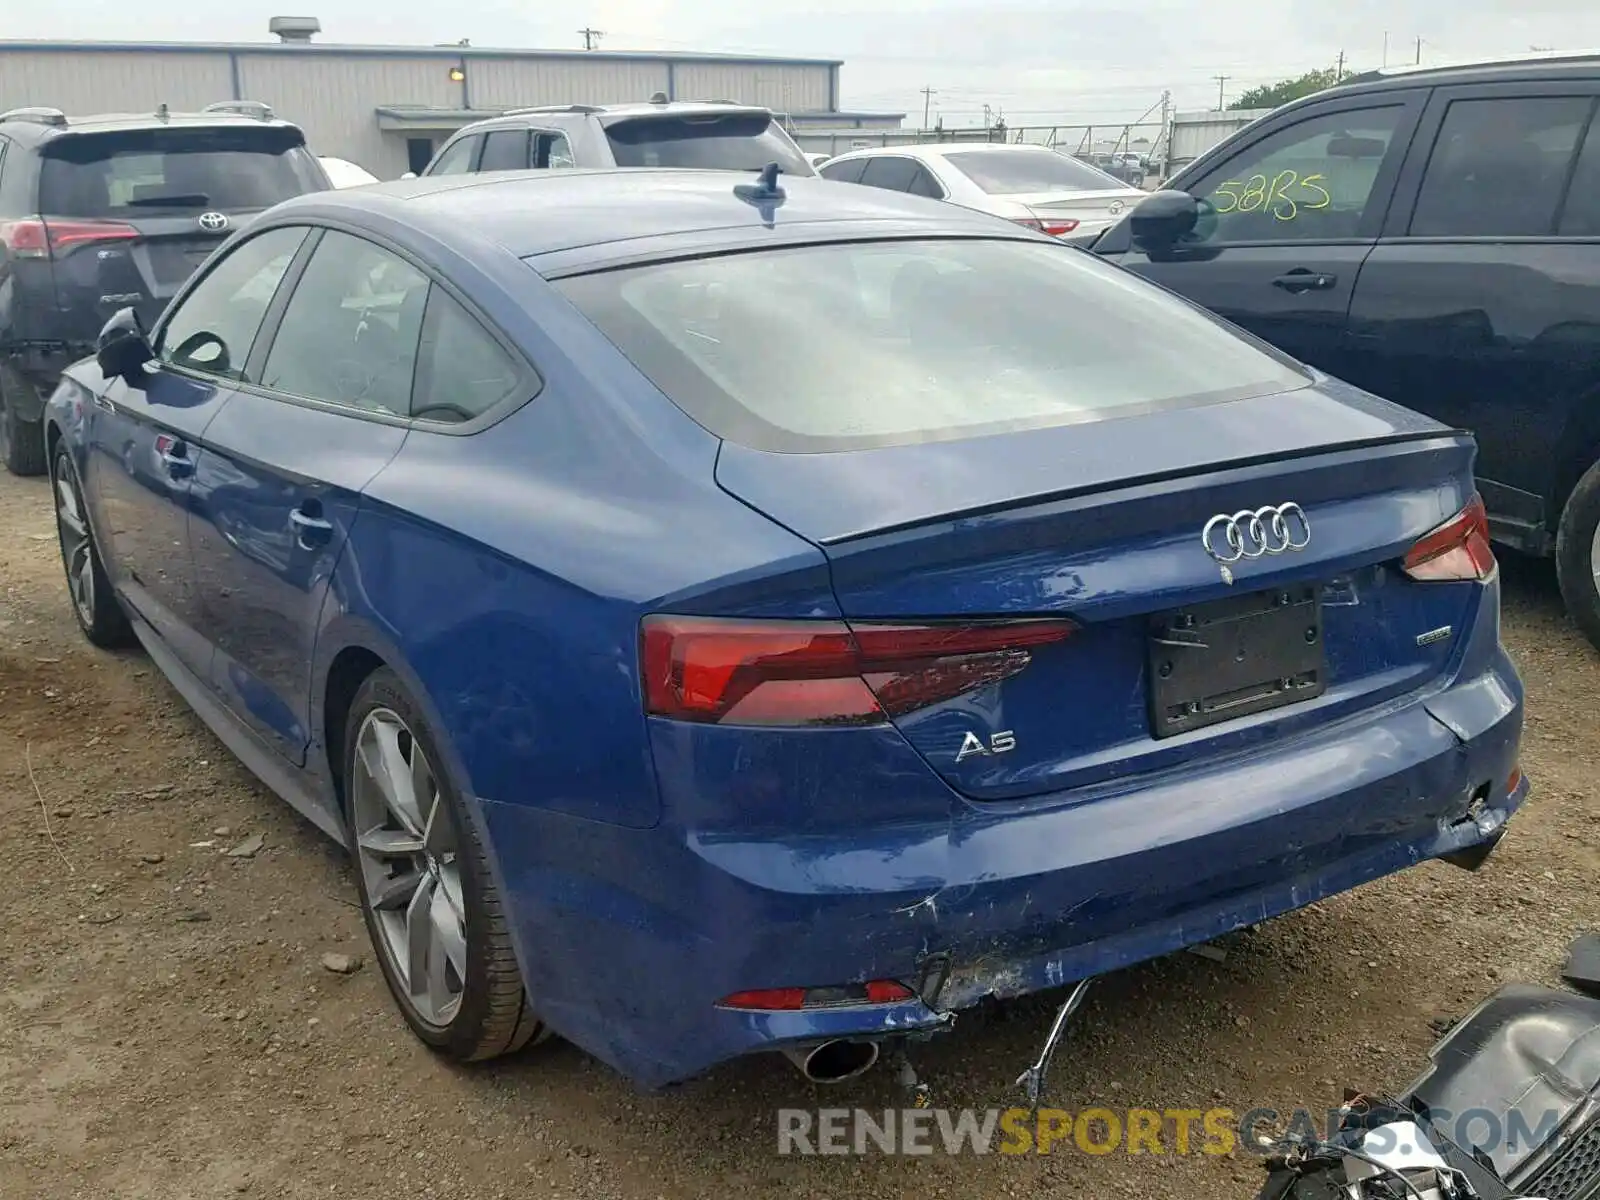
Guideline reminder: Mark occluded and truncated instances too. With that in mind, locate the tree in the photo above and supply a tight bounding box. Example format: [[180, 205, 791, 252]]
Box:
[[1230, 67, 1341, 111]]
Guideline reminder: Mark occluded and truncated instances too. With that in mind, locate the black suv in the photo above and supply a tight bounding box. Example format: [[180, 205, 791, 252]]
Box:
[[1095, 52, 1600, 646], [0, 102, 329, 475]]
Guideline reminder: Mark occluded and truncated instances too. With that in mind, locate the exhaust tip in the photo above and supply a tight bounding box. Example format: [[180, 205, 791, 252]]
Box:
[[783, 1039, 880, 1084]]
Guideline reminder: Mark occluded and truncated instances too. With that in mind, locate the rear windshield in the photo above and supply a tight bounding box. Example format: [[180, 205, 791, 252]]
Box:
[[40, 127, 323, 218], [943, 149, 1125, 195], [555, 238, 1309, 453], [604, 114, 811, 174]]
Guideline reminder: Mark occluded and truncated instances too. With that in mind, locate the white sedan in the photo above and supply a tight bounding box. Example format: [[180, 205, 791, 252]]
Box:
[[818, 142, 1145, 239]]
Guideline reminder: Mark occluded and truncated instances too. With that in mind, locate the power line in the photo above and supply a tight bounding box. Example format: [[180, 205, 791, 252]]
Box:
[[577, 27, 603, 51]]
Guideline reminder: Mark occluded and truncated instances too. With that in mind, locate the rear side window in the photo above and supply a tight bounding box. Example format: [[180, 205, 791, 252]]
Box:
[[260, 230, 430, 416], [819, 157, 868, 184], [478, 129, 530, 172], [1561, 118, 1600, 236], [555, 238, 1309, 453], [604, 114, 810, 174], [411, 291, 526, 423], [943, 150, 1123, 194], [39, 127, 321, 217], [535, 132, 575, 169], [157, 226, 309, 380], [1410, 96, 1594, 237]]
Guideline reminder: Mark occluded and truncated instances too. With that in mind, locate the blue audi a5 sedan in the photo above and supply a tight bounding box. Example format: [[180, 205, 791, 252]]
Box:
[[44, 167, 1525, 1089]]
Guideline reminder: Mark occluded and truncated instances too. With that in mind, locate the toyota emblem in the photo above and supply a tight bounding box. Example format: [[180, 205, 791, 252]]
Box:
[[1201, 503, 1311, 584], [197, 211, 229, 232], [1108, 200, 1126, 215]]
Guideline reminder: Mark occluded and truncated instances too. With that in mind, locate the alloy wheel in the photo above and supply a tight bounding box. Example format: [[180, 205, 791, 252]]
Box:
[[55, 471, 96, 627], [350, 708, 467, 1029], [1592, 521, 1600, 593]]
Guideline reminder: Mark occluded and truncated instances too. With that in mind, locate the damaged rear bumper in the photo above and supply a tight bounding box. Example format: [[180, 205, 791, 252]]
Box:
[[478, 631, 1522, 1089]]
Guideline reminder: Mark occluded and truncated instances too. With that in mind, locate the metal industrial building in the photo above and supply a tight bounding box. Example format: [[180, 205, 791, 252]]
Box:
[[0, 20, 905, 179]]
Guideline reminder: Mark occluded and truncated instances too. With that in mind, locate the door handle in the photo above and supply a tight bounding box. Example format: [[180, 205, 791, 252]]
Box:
[[93, 393, 115, 412], [153, 433, 194, 479], [1272, 270, 1337, 293], [289, 506, 334, 548]]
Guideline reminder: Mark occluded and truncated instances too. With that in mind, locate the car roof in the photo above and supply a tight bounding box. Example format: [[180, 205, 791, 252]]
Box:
[[0, 109, 303, 142], [459, 100, 776, 133], [1336, 48, 1600, 92], [266, 167, 1026, 266], [824, 141, 1066, 165]]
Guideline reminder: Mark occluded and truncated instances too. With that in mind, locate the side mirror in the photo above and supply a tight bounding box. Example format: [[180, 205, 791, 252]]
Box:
[[96, 307, 153, 385], [400, 171, 418, 181], [1129, 189, 1201, 251]]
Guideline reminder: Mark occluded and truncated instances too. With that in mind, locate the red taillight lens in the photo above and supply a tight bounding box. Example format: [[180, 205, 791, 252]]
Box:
[[1011, 216, 1081, 237], [1403, 496, 1496, 582], [0, 216, 139, 260], [641, 615, 1075, 726], [718, 980, 915, 1010]]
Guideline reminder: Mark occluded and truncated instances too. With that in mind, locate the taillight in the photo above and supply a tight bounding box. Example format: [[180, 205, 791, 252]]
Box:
[[1403, 496, 1496, 582], [640, 615, 1076, 726], [1011, 216, 1081, 237], [0, 216, 139, 260], [717, 980, 915, 1010]]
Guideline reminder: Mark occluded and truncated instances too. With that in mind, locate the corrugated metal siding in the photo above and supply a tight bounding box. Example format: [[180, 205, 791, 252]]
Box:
[[470, 58, 668, 110], [237, 53, 460, 180], [0, 50, 232, 113], [671, 63, 830, 112], [1169, 109, 1272, 169]]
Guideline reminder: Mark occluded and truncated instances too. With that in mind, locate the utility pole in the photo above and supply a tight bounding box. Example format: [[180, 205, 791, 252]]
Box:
[[1213, 75, 1229, 110], [1159, 88, 1171, 171], [920, 85, 936, 131], [1415, 37, 1424, 65], [1335, 50, 1346, 80], [1382, 31, 1389, 67], [578, 27, 603, 51]]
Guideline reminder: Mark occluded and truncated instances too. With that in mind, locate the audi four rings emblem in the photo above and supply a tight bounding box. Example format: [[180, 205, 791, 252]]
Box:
[[197, 212, 229, 232], [1201, 503, 1311, 585]]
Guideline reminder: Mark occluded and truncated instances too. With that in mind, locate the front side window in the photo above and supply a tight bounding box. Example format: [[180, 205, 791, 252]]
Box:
[[427, 136, 478, 176], [1189, 106, 1406, 243], [478, 129, 530, 172], [1410, 96, 1594, 237], [157, 226, 309, 380], [819, 157, 868, 184], [942, 149, 1124, 194], [555, 238, 1309, 453], [260, 230, 430, 415]]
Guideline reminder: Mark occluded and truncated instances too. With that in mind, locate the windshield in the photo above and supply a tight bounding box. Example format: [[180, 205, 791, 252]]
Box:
[[943, 149, 1127, 195], [603, 113, 812, 174], [40, 127, 323, 217], [555, 238, 1308, 453]]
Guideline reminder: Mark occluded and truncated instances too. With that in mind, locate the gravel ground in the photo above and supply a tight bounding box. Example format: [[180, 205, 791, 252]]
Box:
[[2, 465, 1596, 1200]]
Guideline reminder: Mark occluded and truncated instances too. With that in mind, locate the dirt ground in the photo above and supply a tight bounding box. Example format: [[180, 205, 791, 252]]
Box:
[[2, 465, 1596, 1200]]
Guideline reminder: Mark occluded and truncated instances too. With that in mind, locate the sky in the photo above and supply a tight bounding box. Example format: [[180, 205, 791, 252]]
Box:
[[11, 0, 1600, 130]]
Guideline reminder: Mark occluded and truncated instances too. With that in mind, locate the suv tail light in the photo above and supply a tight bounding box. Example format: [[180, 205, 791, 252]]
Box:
[[1403, 496, 1496, 582], [0, 216, 140, 260], [640, 615, 1076, 726], [1012, 216, 1081, 237]]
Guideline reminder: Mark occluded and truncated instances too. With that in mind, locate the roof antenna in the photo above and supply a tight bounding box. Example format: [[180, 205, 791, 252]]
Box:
[[733, 162, 787, 227]]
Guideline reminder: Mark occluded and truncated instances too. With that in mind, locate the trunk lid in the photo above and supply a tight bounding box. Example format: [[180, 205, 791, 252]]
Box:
[[715, 379, 1483, 801]]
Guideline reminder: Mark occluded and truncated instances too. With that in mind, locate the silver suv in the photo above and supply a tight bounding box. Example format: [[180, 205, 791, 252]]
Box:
[[414, 97, 816, 179]]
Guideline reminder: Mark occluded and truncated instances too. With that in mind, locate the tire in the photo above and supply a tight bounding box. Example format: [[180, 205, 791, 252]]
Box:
[[1556, 456, 1600, 652], [343, 667, 547, 1061], [1, 380, 47, 476], [51, 447, 135, 649]]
